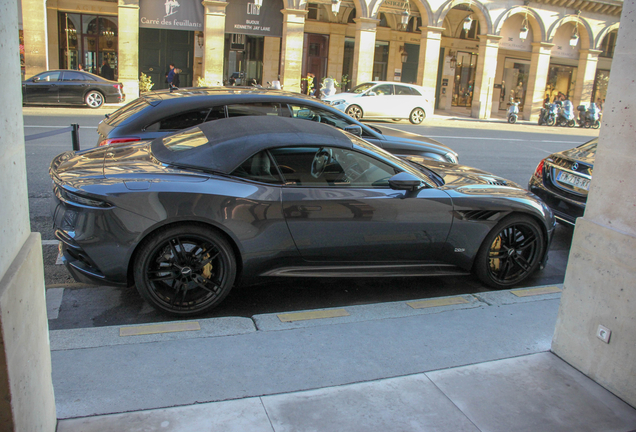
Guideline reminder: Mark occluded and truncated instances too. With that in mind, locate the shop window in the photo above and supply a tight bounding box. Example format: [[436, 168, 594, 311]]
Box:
[[373, 42, 389, 81], [600, 30, 618, 58], [592, 70, 609, 108], [307, 3, 319, 20]]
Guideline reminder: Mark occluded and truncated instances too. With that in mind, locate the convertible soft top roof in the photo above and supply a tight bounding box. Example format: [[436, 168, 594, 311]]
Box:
[[150, 115, 354, 174]]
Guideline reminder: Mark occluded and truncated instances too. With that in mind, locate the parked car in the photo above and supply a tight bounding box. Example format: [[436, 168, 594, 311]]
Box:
[[22, 70, 125, 108], [322, 81, 430, 124], [96, 88, 458, 163], [528, 138, 596, 226], [51, 116, 555, 316]]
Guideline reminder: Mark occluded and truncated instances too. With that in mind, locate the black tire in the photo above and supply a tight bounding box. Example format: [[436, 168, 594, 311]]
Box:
[[345, 105, 363, 120], [134, 224, 237, 316], [85, 91, 104, 108], [567, 119, 575, 128], [409, 108, 426, 124], [474, 215, 545, 289], [508, 115, 517, 124], [592, 120, 600, 129], [546, 117, 555, 126]]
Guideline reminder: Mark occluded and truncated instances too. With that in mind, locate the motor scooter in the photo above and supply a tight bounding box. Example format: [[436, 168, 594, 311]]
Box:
[[587, 103, 601, 129], [507, 101, 520, 124], [538, 103, 551, 125], [557, 100, 576, 127]]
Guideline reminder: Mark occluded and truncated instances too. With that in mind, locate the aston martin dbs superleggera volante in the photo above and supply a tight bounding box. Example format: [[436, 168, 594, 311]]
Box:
[[50, 116, 555, 316]]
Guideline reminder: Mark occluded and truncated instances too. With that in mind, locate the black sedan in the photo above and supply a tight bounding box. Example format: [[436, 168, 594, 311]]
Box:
[[96, 88, 459, 164], [22, 70, 125, 108], [51, 116, 555, 316], [528, 138, 596, 226]]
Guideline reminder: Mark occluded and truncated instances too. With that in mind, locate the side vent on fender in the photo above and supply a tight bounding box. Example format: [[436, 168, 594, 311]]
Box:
[[455, 210, 500, 221], [485, 179, 508, 186]]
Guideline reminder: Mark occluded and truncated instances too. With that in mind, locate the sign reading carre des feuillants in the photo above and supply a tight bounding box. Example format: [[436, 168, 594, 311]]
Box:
[[139, 0, 204, 31], [225, 0, 283, 38]]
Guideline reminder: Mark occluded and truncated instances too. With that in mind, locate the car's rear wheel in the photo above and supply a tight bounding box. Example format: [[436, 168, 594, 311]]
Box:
[[409, 108, 426, 124], [134, 224, 236, 316], [85, 91, 104, 108], [474, 215, 545, 289], [345, 105, 363, 120]]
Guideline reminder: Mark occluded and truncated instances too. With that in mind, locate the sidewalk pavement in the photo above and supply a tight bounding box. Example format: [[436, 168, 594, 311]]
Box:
[[50, 285, 636, 431]]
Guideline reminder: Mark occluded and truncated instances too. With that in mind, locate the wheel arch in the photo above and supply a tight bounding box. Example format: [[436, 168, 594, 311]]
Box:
[[125, 219, 245, 287]]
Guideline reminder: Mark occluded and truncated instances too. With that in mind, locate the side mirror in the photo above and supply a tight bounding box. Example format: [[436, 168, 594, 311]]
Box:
[[388, 172, 424, 191], [343, 125, 362, 136], [365, 91, 376, 97], [32, 77, 40, 82]]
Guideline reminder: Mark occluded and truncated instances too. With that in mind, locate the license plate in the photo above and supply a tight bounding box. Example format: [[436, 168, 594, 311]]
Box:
[[557, 171, 590, 190]]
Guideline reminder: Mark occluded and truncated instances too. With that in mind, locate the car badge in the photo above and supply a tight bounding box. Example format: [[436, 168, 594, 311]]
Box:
[[572, 162, 579, 171]]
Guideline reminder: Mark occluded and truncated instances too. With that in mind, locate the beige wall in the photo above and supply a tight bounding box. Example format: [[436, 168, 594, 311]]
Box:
[[117, 0, 140, 98]]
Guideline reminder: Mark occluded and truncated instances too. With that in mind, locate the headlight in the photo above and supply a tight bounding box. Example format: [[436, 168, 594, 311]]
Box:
[[445, 152, 459, 164], [329, 99, 346, 106]]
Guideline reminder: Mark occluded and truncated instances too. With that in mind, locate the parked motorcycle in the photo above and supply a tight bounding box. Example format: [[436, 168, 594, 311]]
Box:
[[576, 103, 601, 129], [507, 101, 520, 124], [538, 103, 555, 126], [557, 100, 576, 127]]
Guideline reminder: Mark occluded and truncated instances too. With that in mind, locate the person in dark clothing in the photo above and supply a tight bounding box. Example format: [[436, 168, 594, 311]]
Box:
[[166, 63, 179, 91], [100, 60, 115, 81]]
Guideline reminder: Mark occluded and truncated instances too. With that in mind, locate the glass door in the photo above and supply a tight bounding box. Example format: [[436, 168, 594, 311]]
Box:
[[451, 51, 477, 107]]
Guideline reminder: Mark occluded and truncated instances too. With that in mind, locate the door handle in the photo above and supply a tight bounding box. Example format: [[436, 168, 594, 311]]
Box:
[[298, 205, 322, 212]]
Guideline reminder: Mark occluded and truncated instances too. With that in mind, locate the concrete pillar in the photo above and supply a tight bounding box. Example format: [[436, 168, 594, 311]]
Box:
[[202, 1, 228, 86], [471, 34, 501, 119], [118, 0, 140, 99], [0, 0, 56, 430], [572, 49, 602, 108], [416, 26, 444, 117], [351, 17, 379, 87], [552, 0, 636, 408], [280, 8, 307, 92], [21, 0, 48, 77], [523, 42, 553, 121], [326, 24, 347, 82], [263, 36, 281, 86], [46, 2, 59, 70]]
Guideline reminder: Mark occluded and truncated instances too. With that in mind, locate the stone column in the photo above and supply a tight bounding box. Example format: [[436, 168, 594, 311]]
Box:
[[351, 17, 379, 87], [326, 24, 347, 82], [552, 0, 636, 408], [263, 36, 281, 86], [280, 8, 307, 92], [21, 0, 48, 77], [118, 0, 140, 99], [416, 26, 444, 117], [202, 0, 228, 86], [471, 34, 501, 119], [0, 0, 56, 430], [523, 42, 553, 121], [572, 49, 602, 108], [46, 2, 60, 71]]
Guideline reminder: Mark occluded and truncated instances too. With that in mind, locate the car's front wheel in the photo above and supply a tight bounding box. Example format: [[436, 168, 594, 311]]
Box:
[[345, 104, 363, 120], [85, 91, 104, 108], [474, 215, 545, 289], [409, 108, 426, 124], [134, 224, 237, 316]]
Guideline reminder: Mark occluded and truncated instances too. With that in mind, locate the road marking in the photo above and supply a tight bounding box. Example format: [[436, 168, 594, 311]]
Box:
[[46, 288, 64, 320], [42, 240, 59, 246], [424, 135, 583, 144], [24, 125, 98, 129], [120, 321, 201, 337], [278, 308, 349, 322], [407, 296, 470, 309], [511, 286, 561, 297]]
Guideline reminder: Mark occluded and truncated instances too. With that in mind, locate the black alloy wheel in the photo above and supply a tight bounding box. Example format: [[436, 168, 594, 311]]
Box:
[[134, 224, 237, 316], [345, 105, 363, 120], [474, 215, 545, 289]]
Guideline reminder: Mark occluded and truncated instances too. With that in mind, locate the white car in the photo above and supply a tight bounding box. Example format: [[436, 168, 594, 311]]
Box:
[[323, 81, 429, 124]]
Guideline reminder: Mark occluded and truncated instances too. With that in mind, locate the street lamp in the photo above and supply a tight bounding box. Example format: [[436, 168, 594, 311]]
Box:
[[254, 0, 262, 8], [463, 15, 473, 32], [399, 45, 408, 63], [570, 10, 581, 47], [197, 32, 204, 49], [331, 0, 340, 14]]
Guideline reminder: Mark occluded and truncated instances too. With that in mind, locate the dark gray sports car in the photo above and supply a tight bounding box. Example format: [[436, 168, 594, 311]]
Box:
[[51, 116, 555, 316]]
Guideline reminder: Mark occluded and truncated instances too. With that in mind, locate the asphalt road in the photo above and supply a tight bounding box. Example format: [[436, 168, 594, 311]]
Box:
[[22, 105, 599, 329]]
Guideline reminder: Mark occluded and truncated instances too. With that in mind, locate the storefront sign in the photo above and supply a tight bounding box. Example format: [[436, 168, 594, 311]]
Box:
[[225, 0, 283, 37], [139, 0, 204, 31]]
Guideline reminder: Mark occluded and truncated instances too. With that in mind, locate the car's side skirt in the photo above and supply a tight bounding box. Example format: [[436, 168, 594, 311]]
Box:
[[261, 264, 470, 278]]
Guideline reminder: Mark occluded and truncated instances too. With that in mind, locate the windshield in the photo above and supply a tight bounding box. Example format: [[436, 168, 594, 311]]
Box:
[[351, 83, 375, 94]]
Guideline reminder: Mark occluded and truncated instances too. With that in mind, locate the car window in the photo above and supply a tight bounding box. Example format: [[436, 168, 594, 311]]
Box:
[[286, 104, 375, 139], [395, 85, 415, 95], [269, 146, 397, 187], [62, 71, 87, 81], [231, 150, 283, 184], [373, 85, 393, 96], [227, 103, 281, 117], [35, 72, 60, 82], [145, 106, 225, 131], [351, 83, 375, 94], [106, 98, 151, 126]]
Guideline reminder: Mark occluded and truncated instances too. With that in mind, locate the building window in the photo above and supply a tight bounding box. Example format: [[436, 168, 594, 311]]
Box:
[[600, 30, 617, 58], [406, 16, 422, 33], [307, 3, 319, 20], [378, 13, 389, 27], [58, 12, 118, 79], [347, 8, 356, 23], [373, 41, 389, 81]]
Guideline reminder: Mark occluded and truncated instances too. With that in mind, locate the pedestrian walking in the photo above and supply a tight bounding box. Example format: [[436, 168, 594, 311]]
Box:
[[100, 60, 114, 81], [165, 63, 180, 92]]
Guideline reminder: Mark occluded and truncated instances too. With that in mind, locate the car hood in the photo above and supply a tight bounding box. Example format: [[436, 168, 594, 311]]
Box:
[[322, 92, 360, 103], [372, 125, 456, 158]]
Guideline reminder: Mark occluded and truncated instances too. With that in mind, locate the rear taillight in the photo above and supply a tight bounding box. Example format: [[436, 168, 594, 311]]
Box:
[[98, 137, 141, 147], [533, 159, 546, 179], [113, 84, 123, 90]]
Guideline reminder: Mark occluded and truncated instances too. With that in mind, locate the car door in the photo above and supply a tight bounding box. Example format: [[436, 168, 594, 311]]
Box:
[[59, 71, 89, 104], [393, 84, 419, 117], [270, 146, 453, 262], [23, 71, 61, 103], [359, 84, 394, 118]]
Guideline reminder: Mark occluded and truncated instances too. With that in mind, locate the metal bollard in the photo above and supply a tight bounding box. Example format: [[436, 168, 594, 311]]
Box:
[[71, 124, 80, 151]]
